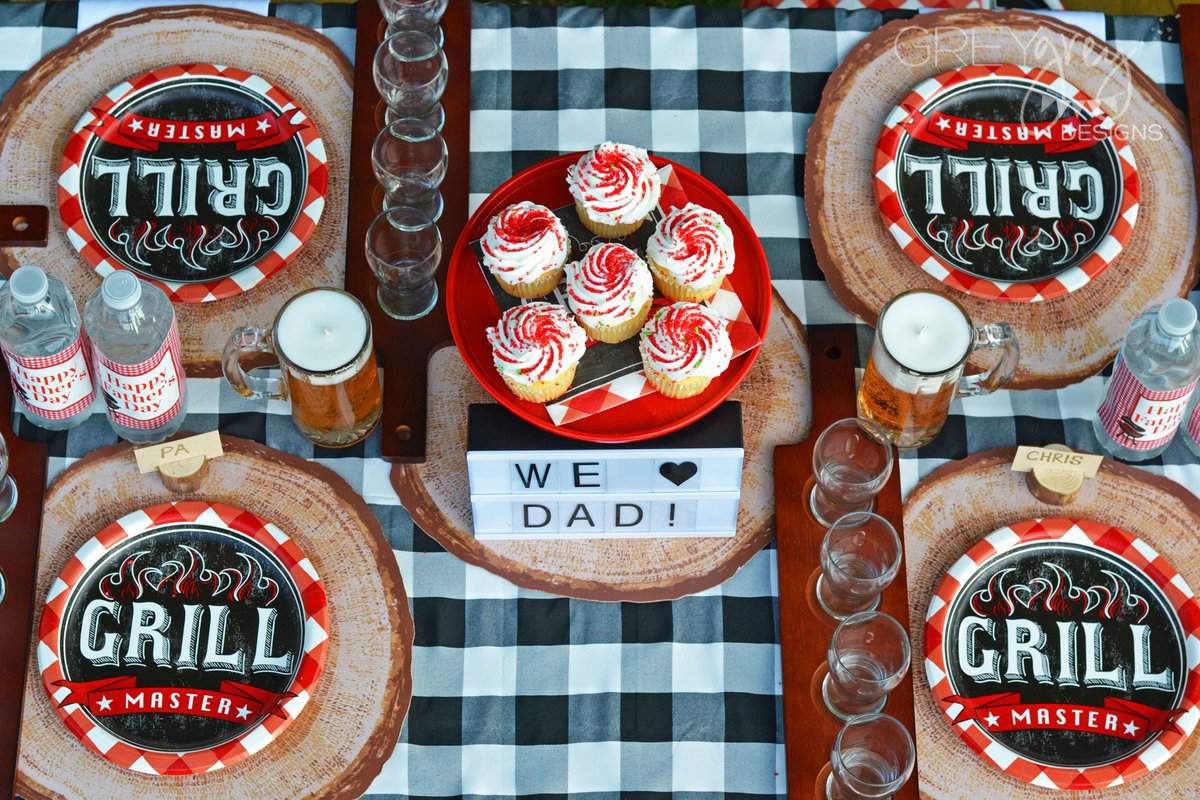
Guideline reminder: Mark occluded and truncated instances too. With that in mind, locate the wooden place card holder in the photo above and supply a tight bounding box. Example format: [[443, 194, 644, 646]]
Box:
[[773, 326, 917, 799], [467, 403, 743, 540]]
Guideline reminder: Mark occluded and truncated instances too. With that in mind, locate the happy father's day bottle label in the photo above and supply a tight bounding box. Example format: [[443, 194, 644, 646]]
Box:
[[1096, 356, 1195, 451], [1, 335, 96, 421], [93, 326, 184, 430]]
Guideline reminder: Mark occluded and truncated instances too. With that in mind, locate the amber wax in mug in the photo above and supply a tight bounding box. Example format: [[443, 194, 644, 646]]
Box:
[[276, 290, 382, 447], [858, 291, 972, 448]]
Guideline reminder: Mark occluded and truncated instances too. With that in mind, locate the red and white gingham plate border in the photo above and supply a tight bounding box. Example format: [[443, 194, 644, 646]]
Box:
[[57, 64, 328, 304], [874, 64, 1140, 303], [37, 500, 329, 776], [924, 518, 1200, 790]]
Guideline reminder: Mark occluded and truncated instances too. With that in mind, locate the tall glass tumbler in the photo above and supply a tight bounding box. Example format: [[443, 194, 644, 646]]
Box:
[[823, 612, 911, 720], [828, 714, 915, 800], [373, 31, 448, 118], [817, 512, 902, 620], [0, 433, 17, 523], [365, 206, 442, 321]]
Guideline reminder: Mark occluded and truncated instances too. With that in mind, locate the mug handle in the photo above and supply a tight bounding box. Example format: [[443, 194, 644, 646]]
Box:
[[957, 322, 1019, 398], [222, 326, 287, 400]]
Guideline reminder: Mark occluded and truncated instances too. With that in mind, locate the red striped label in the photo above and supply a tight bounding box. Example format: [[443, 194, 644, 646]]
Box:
[[1096, 356, 1195, 451], [1, 334, 96, 421]]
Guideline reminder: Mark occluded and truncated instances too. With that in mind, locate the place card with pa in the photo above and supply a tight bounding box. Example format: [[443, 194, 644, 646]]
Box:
[[467, 403, 743, 539]]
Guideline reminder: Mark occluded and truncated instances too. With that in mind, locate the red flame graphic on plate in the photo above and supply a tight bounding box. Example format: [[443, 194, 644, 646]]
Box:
[[968, 562, 1150, 623], [98, 544, 280, 606]]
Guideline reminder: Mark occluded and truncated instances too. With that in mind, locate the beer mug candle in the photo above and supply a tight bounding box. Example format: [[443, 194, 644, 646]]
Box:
[[223, 289, 383, 448], [857, 291, 1018, 449]]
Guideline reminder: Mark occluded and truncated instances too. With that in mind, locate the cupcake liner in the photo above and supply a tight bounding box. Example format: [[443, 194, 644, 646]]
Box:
[[501, 362, 579, 403], [496, 267, 564, 299], [578, 298, 652, 344], [647, 258, 723, 303], [642, 366, 713, 399], [574, 201, 645, 239]]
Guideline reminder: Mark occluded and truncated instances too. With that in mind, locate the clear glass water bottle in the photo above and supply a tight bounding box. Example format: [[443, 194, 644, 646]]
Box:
[[0, 265, 96, 430], [83, 272, 187, 444], [1093, 299, 1200, 461]]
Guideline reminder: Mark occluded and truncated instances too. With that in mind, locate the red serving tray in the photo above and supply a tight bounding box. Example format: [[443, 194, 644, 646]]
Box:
[[446, 153, 771, 444]]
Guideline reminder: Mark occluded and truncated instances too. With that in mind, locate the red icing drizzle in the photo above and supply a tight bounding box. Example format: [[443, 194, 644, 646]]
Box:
[[574, 145, 655, 215], [654, 205, 731, 283], [480, 203, 566, 275], [567, 244, 644, 319], [488, 303, 580, 382], [642, 303, 724, 372]]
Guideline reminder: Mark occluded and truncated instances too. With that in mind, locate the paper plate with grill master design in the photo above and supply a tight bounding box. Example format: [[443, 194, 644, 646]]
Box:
[[38, 500, 328, 775], [925, 517, 1200, 789]]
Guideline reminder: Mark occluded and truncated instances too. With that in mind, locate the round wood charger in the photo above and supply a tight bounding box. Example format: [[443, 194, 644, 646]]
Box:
[[392, 294, 811, 601], [902, 449, 1200, 797], [0, 6, 352, 376], [806, 10, 1198, 389], [17, 436, 412, 800]]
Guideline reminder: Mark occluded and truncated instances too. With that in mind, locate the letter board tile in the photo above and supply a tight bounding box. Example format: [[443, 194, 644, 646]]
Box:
[[467, 404, 744, 540]]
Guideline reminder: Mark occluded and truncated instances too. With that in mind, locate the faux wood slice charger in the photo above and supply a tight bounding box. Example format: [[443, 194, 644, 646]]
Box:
[[0, 6, 352, 375], [903, 448, 1200, 797], [392, 293, 810, 601], [17, 436, 412, 800], [807, 10, 1198, 389]]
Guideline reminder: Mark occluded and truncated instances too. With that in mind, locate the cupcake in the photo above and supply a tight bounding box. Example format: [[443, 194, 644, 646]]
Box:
[[481, 201, 569, 299], [646, 203, 735, 302], [565, 243, 654, 343], [566, 141, 662, 238], [486, 302, 587, 403], [639, 302, 733, 399]]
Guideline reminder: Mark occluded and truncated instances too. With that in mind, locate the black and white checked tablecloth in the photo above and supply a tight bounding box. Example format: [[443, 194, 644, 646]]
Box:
[[2, 1, 1198, 798]]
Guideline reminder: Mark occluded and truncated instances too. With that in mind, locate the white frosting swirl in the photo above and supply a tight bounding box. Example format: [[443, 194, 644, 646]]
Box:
[[565, 243, 654, 328], [480, 202, 569, 285], [647, 203, 735, 287], [639, 302, 733, 381], [567, 142, 662, 226], [486, 302, 586, 385]]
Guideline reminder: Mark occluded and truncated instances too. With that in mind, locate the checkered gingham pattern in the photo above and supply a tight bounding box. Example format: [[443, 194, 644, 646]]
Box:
[[57, 62, 329, 303], [36, 500, 329, 776], [923, 518, 1200, 789], [0, 2, 1196, 798], [873, 63, 1141, 303]]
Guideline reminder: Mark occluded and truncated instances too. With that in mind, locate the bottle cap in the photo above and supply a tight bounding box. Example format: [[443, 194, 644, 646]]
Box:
[[1158, 298, 1198, 337], [9, 265, 48, 305], [101, 271, 142, 311]]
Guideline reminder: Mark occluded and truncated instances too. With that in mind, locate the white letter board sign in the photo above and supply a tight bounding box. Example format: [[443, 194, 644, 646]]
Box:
[[468, 402, 744, 540]]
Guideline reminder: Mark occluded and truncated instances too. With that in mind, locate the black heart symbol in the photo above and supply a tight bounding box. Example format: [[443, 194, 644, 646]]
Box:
[[659, 461, 698, 487]]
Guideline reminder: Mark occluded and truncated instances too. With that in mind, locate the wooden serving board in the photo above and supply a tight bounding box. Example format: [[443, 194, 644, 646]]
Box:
[[16, 436, 412, 800], [903, 449, 1200, 798], [0, 6, 353, 376], [392, 293, 810, 601], [773, 326, 917, 799], [806, 10, 1197, 390]]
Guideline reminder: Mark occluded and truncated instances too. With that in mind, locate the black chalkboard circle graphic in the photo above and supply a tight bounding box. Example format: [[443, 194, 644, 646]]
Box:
[[58, 64, 328, 303], [875, 65, 1139, 302], [925, 518, 1199, 789], [38, 501, 328, 775]]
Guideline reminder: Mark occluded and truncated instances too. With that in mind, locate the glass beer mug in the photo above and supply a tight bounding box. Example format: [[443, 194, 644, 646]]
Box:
[[223, 288, 383, 448], [857, 290, 1019, 449]]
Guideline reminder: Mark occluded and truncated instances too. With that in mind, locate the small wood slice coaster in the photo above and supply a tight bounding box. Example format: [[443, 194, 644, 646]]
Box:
[[392, 294, 811, 601], [807, 10, 1198, 389], [0, 6, 352, 376], [902, 448, 1200, 797], [17, 436, 412, 800]]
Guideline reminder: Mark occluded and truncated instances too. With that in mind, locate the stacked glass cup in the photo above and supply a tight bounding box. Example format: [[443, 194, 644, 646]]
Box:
[[808, 418, 916, 799], [368, 0, 449, 320]]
